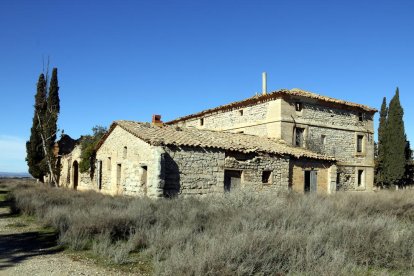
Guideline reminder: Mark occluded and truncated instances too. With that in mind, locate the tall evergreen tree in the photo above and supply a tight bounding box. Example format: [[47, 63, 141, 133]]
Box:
[[405, 140, 413, 185], [26, 74, 48, 180], [46, 68, 60, 145], [375, 97, 388, 186], [384, 88, 406, 186], [45, 68, 60, 181]]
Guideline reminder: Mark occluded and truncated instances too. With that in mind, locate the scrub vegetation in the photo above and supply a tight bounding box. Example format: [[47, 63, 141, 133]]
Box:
[[6, 181, 414, 275]]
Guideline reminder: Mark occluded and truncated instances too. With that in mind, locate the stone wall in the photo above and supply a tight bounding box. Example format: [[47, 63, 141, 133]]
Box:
[[180, 100, 278, 137], [58, 144, 94, 191], [163, 146, 225, 196], [163, 146, 291, 195], [336, 165, 374, 192], [306, 126, 374, 165], [96, 125, 164, 197], [224, 152, 290, 192]]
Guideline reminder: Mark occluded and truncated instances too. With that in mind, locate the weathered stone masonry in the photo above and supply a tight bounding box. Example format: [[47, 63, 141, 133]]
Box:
[[169, 88, 377, 192]]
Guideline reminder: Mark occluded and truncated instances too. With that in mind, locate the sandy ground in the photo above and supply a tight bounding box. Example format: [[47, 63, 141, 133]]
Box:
[[0, 179, 134, 276]]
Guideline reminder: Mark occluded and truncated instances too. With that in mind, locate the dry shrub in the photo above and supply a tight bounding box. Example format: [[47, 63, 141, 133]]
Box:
[[6, 181, 414, 275]]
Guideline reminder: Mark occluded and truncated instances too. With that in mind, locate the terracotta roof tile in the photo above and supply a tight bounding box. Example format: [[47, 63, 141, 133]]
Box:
[[167, 88, 377, 124], [104, 120, 335, 161]]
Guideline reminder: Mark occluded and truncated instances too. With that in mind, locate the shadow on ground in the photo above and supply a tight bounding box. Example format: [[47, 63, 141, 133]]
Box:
[[0, 231, 62, 270], [0, 188, 63, 270]]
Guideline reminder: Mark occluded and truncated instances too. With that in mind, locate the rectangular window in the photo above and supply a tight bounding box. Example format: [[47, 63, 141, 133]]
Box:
[[357, 170, 364, 186], [295, 102, 303, 112], [262, 171, 272, 184], [357, 135, 364, 153], [295, 128, 305, 147], [117, 164, 122, 186], [123, 146, 127, 159], [239, 109, 244, 116], [321, 135, 326, 145], [200, 118, 204, 126], [336, 172, 340, 184], [358, 112, 363, 122], [107, 157, 111, 171]]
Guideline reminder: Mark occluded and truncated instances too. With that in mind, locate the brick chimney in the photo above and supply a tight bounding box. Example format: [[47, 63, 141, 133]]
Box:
[[152, 114, 163, 126]]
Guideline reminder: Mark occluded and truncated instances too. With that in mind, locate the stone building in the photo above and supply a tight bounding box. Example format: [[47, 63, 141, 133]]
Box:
[[58, 137, 94, 191], [167, 88, 377, 192], [64, 120, 335, 197], [59, 88, 376, 196]]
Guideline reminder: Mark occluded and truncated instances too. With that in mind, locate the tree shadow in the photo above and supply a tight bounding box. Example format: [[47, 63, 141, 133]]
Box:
[[0, 231, 62, 270], [0, 190, 63, 270]]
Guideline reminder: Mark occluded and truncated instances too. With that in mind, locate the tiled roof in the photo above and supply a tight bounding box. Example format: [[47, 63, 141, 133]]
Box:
[[97, 120, 335, 161], [167, 88, 377, 124]]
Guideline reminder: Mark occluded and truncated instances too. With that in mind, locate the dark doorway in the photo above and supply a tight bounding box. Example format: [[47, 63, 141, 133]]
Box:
[[224, 170, 242, 192], [73, 161, 79, 190], [97, 160, 102, 190], [304, 170, 317, 193], [141, 166, 148, 195]]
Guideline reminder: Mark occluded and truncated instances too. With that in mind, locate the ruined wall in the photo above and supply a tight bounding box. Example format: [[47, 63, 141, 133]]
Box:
[[58, 144, 94, 191], [224, 152, 290, 192], [163, 147, 291, 195], [336, 166, 374, 192], [96, 126, 164, 197], [289, 159, 336, 194]]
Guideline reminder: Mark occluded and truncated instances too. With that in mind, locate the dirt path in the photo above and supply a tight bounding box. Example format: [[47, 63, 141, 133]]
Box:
[[0, 182, 133, 276]]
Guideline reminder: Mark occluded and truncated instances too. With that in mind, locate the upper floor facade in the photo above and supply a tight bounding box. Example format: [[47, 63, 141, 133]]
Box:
[[167, 89, 377, 169]]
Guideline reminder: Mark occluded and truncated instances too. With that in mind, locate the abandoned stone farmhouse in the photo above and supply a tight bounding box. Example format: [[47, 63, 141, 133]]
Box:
[[58, 87, 377, 197]]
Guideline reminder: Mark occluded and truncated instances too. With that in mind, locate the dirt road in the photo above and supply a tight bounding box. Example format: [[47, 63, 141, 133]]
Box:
[[0, 180, 132, 276]]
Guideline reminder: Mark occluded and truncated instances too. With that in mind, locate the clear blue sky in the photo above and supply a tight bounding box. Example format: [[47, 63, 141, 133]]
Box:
[[0, 0, 413, 172]]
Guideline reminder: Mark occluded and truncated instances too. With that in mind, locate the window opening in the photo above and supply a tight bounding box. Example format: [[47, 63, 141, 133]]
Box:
[[262, 171, 272, 184], [123, 146, 127, 158], [357, 135, 364, 153], [357, 170, 364, 186], [321, 135, 326, 145], [117, 164, 122, 186], [295, 128, 305, 147], [107, 157, 111, 171], [358, 112, 363, 122]]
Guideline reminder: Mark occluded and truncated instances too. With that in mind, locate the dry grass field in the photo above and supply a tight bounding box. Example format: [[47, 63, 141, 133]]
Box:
[[3, 179, 414, 275]]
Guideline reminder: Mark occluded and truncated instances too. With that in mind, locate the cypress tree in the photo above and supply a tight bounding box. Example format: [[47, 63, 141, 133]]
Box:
[[405, 140, 413, 185], [26, 74, 48, 181], [46, 68, 60, 181], [46, 68, 60, 146], [375, 97, 388, 186], [384, 88, 406, 186]]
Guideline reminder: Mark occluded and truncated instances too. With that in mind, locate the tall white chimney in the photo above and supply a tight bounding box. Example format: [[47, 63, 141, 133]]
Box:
[[262, 72, 267, 95]]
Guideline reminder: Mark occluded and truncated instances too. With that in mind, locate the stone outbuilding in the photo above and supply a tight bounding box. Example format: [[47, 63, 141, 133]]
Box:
[[58, 137, 93, 190], [64, 120, 337, 197]]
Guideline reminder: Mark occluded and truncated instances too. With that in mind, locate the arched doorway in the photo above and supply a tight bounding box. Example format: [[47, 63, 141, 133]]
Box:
[[73, 161, 79, 190]]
